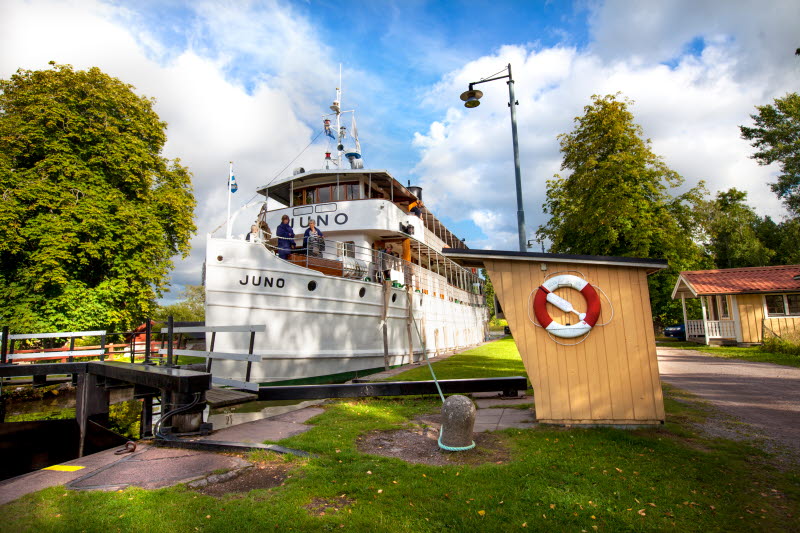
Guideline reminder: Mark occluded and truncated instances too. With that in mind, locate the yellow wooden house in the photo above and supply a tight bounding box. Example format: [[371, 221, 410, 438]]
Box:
[[671, 265, 800, 345]]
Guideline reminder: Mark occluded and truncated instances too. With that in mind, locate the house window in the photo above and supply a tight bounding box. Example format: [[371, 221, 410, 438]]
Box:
[[789, 294, 800, 315], [765, 293, 800, 316], [718, 296, 730, 319], [704, 295, 730, 320]]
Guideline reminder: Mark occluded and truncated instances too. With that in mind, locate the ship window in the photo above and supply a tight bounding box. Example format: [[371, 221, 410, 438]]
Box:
[[391, 294, 397, 303], [292, 189, 303, 206], [334, 184, 345, 201], [305, 189, 315, 204], [316, 203, 337, 213], [347, 183, 360, 200], [308, 281, 317, 291], [293, 206, 313, 215], [318, 186, 331, 203], [359, 287, 366, 298]]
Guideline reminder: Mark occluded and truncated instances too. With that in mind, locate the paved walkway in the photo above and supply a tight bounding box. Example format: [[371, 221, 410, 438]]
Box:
[[657, 347, 800, 461]]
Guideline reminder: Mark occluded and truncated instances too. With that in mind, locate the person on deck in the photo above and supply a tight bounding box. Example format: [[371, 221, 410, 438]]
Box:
[[381, 244, 394, 282], [245, 224, 259, 242], [276, 215, 295, 260], [303, 219, 325, 257]]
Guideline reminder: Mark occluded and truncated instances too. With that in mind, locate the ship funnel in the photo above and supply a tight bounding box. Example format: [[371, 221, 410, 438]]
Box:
[[408, 185, 423, 201]]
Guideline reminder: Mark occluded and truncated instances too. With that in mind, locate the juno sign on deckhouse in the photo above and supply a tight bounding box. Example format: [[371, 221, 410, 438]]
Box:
[[445, 249, 667, 426]]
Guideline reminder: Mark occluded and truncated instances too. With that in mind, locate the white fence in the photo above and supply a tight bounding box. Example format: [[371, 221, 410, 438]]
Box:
[[686, 320, 736, 340]]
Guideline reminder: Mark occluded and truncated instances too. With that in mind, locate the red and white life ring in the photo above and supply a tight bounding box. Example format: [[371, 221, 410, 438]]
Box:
[[533, 274, 601, 339]]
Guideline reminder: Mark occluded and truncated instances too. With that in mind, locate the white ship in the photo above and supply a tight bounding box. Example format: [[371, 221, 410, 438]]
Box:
[[204, 86, 488, 385]]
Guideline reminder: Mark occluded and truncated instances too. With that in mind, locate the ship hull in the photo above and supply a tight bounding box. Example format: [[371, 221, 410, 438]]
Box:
[[205, 238, 488, 384]]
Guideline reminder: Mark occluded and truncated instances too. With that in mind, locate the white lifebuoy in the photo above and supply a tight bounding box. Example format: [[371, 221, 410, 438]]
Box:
[[533, 274, 601, 339]]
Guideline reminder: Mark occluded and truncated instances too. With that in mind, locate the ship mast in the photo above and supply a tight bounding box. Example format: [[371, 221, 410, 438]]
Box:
[[323, 65, 361, 170]]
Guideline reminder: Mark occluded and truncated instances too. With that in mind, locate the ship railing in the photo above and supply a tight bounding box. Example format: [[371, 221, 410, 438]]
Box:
[[251, 235, 485, 307]]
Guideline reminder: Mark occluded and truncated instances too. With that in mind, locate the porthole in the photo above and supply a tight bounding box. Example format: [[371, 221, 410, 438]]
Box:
[[359, 287, 366, 298], [308, 281, 317, 291], [391, 294, 397, 303], [216, 255, 223, 262]]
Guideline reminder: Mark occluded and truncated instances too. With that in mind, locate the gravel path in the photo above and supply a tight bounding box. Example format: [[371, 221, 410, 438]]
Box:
[[657, 347, 800, 464]]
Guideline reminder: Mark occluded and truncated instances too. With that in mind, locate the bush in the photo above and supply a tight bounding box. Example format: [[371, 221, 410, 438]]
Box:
[[762, 330, 800, 356]]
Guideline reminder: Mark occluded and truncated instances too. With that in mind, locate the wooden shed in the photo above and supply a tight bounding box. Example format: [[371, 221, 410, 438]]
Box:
[[671, 265, 800, 345], [444, 249, 667, 426]]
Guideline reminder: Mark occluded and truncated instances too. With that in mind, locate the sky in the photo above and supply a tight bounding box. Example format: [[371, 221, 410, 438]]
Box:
[[2, 0, 799, 302]]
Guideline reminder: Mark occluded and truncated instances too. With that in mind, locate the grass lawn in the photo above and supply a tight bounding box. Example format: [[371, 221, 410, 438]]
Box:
[[2, 338, 798, 532], [657, 341, 800, 368]]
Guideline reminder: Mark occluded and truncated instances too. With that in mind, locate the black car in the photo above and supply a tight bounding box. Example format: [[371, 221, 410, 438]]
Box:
[[663, 324, 686, 340]]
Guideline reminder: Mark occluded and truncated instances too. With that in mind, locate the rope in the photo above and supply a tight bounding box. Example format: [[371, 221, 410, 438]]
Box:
[[114, 441, 137, 455], [414, 303, 476, 451], [263, 130, 325, 188]]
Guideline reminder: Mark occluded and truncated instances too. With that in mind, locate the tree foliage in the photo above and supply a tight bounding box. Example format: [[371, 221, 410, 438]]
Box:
[[155, 285, 205, 322], [740, 92, 800, 215], [536, 94, 708, 325], [0, 63, 196, 333], [702, 188, 774, 268]]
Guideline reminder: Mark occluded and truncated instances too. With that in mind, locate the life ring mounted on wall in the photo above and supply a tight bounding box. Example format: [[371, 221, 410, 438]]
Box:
[[532, 274, 603, 339]]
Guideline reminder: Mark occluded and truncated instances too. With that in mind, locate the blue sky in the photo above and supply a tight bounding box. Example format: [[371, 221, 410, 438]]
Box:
[[2, 0, 799, 301]]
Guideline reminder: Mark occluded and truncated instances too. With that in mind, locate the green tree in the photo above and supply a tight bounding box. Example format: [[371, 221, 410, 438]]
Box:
[[536, 94, 708, 325], [155, 285, 205, 322], [0, 63, 196, 333], [740, 92, 800, 215], [703, 188, 774, 268]]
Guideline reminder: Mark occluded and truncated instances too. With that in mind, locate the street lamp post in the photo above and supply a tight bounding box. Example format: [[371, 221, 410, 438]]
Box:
[[460, 63, 527, 252]]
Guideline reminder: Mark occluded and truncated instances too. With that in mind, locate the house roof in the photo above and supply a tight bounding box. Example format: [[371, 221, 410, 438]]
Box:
[[672, 265, 800, 298]]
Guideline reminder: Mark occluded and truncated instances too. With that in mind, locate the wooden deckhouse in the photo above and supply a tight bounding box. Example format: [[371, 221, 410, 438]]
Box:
[[671, 265, 800, 345]]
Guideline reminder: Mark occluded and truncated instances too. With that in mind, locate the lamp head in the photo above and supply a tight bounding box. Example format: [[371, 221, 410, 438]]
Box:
[[460, 89, 483, 109]]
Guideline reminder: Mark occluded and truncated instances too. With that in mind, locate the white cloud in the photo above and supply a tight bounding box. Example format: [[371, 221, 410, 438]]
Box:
[[413, 5, 800, 250], [1, 0, 335, 299]]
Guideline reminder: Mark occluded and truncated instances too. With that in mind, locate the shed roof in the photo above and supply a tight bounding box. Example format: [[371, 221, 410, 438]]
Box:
[[443, 248, 668, 273], [672, 265, 800, 298]]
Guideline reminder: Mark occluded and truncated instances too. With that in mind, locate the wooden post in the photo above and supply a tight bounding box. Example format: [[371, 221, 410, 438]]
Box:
[[167, 315, 174, 367], [382, 281, 390, 370], [406, 287, 414, 364], [700, 296, 710, 345], [76, 372, 109, 458], [1, 326, 8, 364], [144, 318, 152, 364], [681, 294, 688, 340]]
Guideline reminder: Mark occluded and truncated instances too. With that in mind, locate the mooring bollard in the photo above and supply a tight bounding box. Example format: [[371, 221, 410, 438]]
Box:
[[439, 395, 476, 451]]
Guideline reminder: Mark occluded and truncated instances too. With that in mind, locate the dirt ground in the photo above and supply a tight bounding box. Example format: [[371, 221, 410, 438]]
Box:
[[356, 415, 511, 466], [657, 347, 800, 467], [194, 463, 293, 497]]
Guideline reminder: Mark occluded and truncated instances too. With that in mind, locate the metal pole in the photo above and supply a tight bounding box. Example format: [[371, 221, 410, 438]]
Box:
[[506, 64, 527, 252]]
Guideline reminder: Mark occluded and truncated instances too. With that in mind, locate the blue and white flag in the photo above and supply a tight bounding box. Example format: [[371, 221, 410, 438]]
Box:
[[324, 119, 335, 140], [229, 167, 238, 193]]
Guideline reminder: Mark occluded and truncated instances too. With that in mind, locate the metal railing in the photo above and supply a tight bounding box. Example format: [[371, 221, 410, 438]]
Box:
[[251, 233, 486, 307]]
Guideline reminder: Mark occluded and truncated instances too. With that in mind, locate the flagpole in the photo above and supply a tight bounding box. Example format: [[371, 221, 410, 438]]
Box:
[[226, 161, 233, 239]]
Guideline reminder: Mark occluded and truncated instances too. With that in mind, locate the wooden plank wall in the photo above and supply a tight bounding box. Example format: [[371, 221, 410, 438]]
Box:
[[485, 260, 665, 425], [737, 294, 800, 343]]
